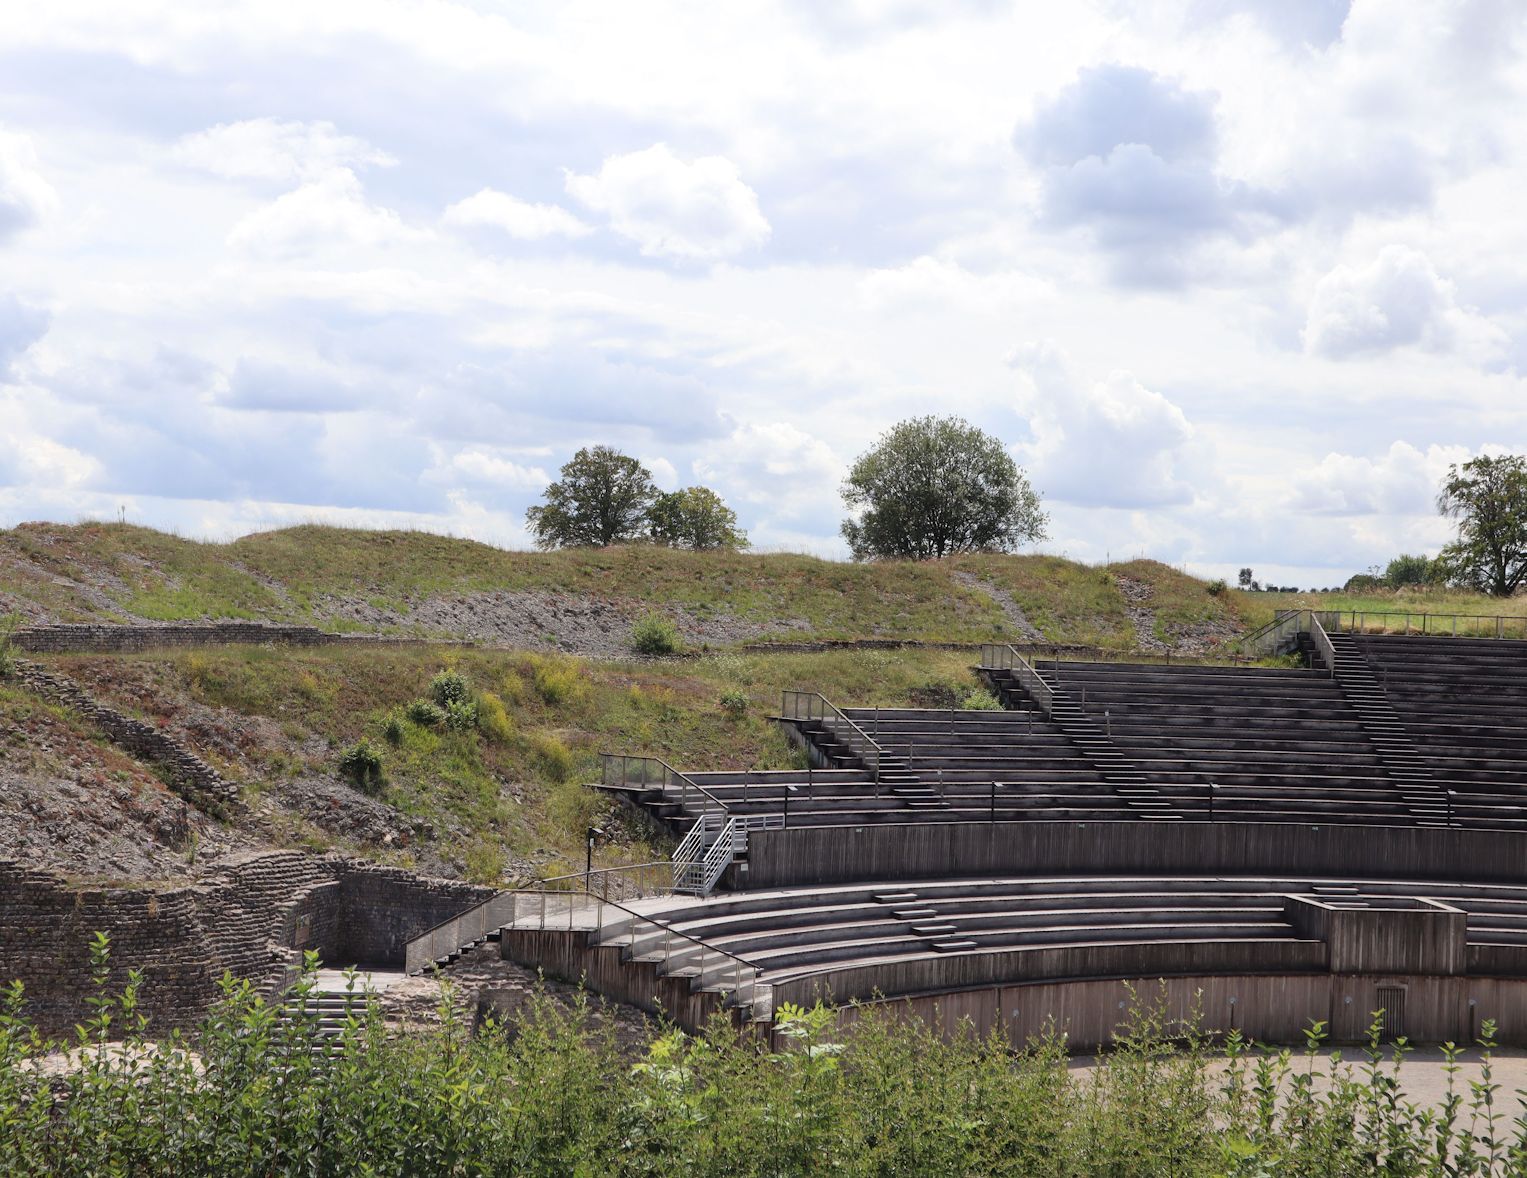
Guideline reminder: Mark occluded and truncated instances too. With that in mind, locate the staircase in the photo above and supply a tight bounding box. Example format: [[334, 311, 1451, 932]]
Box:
[[874, 889, 976, 952], [273, 982, 369, 1058], [782, 688, 949, 811], [1044, 673, 1184, 821], [1317, 630, 1450, 827]]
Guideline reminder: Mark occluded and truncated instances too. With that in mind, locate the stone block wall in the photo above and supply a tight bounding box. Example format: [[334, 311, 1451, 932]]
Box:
[[0, 851, 492, 1036], [13, 660, 243, 815]]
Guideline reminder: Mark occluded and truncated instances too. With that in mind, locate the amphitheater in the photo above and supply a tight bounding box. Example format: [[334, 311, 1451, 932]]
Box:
[[409, 609, 1527, 1050]]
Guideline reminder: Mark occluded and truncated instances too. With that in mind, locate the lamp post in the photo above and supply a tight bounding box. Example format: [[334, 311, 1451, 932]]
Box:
[[585, 826, 602, 884]]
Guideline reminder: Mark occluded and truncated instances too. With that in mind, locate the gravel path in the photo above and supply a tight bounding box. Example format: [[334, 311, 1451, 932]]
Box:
[[952, 572, 1045, 641]]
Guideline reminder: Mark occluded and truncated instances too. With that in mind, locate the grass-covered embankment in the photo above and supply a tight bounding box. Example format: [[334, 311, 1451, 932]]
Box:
[[43, 644, 986, 883], [0, 522, 1259, 649]]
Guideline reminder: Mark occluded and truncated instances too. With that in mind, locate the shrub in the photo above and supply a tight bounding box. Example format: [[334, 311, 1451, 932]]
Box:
[[382, 712, 405, 746], [0, 612, 18, 680], [476, 691, 514, 742], [961, 688, 1003, 711], [719, 689, 748, 718], [429, 669, 471, 709], [530, 657, 584, 707], [444, 698, 479, 732], [339, 739, 383, 793], [1206, 578, 1227, 596], [405, 699, 447, 728], [531, 731, 576, 783], [631, 613, 680, 656]]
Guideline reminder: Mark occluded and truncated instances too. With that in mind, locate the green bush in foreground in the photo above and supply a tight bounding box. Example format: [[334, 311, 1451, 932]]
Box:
[[6, 937, 1527, 1176]]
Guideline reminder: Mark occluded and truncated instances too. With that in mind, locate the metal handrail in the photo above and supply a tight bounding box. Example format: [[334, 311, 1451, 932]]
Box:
[[977, 644, 1054, 718], [1322, 609, 1527, 639], [1242, 607, 1527, 650], [555, 889, 772, 1015], [402, 860, 671, 976], [674, 813, 785, 894], [602, 752, 731, 816], [1237, 610, 1307, 656], [780, 689, 886, 778]]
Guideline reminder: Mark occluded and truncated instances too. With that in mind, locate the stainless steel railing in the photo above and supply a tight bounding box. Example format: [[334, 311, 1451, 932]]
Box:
[[403, 860, 670, 976], [780, 689, 887, 779], [977, 644, 1055, 718]]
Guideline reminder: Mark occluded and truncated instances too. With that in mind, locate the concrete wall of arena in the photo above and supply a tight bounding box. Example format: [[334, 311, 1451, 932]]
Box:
[[741, 822, 1527, 890], [836, 972, 1527, 1054]]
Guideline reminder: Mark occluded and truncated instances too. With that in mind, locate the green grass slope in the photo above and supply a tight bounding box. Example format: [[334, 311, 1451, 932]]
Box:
[[43, 644, 986, 883], [0, 522, 1268, 650]]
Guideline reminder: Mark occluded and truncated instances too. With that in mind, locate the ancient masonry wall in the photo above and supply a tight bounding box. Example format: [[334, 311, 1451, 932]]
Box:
[[0, 852, 491, 1036], [12, 660, 244, 815]]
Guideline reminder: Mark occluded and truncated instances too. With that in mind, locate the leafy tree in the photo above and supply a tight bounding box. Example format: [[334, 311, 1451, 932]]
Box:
[[840, 415, 1048, 560], [526, 446, 658, 549], [1237, 568, 1254, 590], [1382, 553, 1437, 589], [1436, 454, 1527, 596], [648, 486, 748, 550]]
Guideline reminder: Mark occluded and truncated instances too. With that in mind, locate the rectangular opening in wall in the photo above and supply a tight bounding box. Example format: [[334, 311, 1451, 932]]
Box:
[[1376, 986, 1406, 1041]]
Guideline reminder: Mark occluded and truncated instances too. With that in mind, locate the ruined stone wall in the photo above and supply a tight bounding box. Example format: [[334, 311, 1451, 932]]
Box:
[[0, 852, 490, 1036], [12, 660, 243, 815]]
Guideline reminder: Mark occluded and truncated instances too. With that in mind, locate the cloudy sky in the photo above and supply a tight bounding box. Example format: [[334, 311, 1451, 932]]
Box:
[[1, 1, 1523, 585]]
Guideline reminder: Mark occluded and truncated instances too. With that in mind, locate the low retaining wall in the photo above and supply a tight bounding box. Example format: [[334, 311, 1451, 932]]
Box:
[[499, 928, 725, 1029], [13, 623, 470, 654], [0, 853, 491, 1036], [845, 972, 1527, 1053], [743, 822, 1527, 890]]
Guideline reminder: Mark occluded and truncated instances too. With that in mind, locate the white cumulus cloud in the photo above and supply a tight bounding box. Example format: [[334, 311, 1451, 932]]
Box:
[[228, 169, 425, 257], [441, 188, 591, 240], [1302, 244, 1507, 362], [1010, 342, 1197, 509], [0, 128, 58, 242], [565, 143, 770, 261], [1288, 440, 1472, 517], [173, 118, 395, 183]]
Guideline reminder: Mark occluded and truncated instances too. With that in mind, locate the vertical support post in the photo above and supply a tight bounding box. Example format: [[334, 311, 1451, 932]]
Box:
[[808, 761, 813, 799], [990, 778, 996, 824], [1208, 783, 1215, 824], [1105, 710, 1111, 738], [783, 783, 790, 830]]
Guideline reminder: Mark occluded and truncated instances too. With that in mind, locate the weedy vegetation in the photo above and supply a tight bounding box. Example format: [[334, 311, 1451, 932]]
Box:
[[5, 943, 1527, 1176]]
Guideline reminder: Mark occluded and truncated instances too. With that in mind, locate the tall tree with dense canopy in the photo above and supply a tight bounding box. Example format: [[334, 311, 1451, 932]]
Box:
[[1436, 454, 1527, 597], [648, 486, 748, 551], [525, 446, 658, 549], [839, 415, 1048, 560]]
